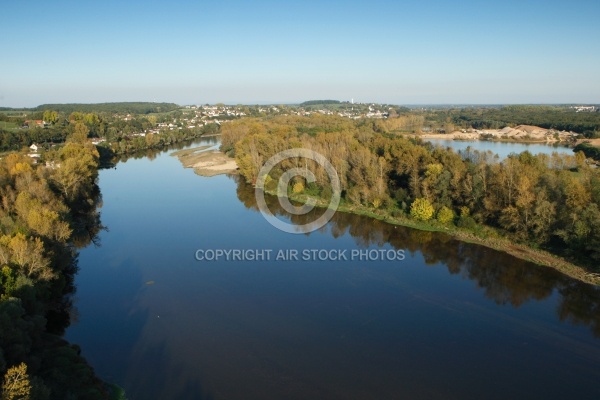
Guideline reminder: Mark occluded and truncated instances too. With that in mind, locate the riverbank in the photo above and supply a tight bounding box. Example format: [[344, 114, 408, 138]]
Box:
[[172, 145, 238, 176], [184, 147, 599, 286], [276, 192, 600, 287], [174, 137, 597, 286], [353, 209, 600, 286]]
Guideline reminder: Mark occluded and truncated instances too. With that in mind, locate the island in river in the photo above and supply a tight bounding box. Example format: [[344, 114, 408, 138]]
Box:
[[219, 115, 600, 286], [172, 145, 238, 176]]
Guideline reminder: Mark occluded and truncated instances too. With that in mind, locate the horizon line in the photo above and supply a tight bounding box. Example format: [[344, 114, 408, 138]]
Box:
[[2, 101, 600, 109]]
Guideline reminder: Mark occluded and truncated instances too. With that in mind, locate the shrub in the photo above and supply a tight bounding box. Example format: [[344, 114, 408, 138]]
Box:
[[437, 206, 454, 224], [410, 198, 434, 221], [457, 215, 477, 230]]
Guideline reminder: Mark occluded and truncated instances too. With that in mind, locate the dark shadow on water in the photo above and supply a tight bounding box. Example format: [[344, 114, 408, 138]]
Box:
[[67, 257, 150, 385], [125, 340, 215, 400], [235, 177, 600, 338]]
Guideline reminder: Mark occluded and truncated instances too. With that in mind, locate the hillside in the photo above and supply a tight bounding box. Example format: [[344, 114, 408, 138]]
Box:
[[300, 100, 341, 106]]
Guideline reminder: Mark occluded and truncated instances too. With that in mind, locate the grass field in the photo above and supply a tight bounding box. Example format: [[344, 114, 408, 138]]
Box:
[[0, 121, 18, 130]]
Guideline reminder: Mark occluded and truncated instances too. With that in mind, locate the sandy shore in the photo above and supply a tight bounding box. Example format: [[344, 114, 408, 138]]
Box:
[[414, 125, 577, 143], [172, 146, 238, 177]]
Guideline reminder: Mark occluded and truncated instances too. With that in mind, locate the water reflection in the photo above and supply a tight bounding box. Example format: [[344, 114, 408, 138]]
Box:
[[47, 188, 104, 336], [234, 177, 600, 337]]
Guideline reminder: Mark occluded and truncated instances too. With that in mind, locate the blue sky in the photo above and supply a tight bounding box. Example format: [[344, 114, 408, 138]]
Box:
[[1, 0, 599, 107]]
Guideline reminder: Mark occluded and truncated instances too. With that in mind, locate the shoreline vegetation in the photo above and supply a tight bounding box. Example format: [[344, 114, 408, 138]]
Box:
[[171, 144, 598, 285], [177, 135, 598, 284], [218, 115, 600, 287], [0, 137, 120, 399], [168, 140, 598, 285], [177, 147, 599, 285], [282, 192, 600, 286]]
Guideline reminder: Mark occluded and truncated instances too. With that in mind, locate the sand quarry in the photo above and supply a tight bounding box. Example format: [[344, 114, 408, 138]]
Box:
[[419, 125, 578, 142]]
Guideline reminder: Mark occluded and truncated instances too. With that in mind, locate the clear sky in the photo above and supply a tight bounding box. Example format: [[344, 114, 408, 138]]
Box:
[[1, 0, 599, 107]]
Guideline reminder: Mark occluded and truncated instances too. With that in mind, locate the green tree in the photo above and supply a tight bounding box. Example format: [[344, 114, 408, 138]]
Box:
[[437, 206, 454, 224], [68, 122, 89, 143], [42, 110, 58, 125]]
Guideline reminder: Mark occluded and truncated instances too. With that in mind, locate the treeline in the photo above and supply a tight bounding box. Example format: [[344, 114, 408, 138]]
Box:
[[34, 102, 179, 114], [98, 123, 219, 160], [0, 127, 69, 152], [222, 115, 600, 270], [0, 137, 112, 398], [300, 100, 341, 106], [0, 113, 28, 122]]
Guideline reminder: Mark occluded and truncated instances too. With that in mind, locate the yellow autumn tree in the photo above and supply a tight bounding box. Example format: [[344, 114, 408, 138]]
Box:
[[1, 362, 31, 400], [292, 181, 304, 194], [7, 233, 53, 281], [410, 198, 434, 221], [52, 143, 99, 201]]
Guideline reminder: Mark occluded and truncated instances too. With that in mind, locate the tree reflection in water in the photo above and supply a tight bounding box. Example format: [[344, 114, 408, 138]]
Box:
[[235, 176, 600, 337]]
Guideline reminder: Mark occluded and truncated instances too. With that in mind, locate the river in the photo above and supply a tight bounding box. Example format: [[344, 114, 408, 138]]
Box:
[[65, 138, 600, 400]]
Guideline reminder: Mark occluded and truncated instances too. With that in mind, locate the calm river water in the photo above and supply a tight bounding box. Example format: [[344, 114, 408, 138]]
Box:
[[65, 138, 599, 400]]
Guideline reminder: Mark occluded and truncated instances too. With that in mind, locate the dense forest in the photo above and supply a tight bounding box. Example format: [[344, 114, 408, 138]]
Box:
[[0, 133, 116, 398], [222, 115, 600, 273]]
